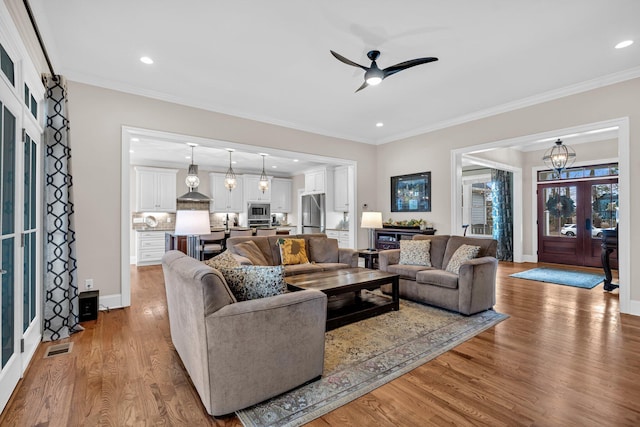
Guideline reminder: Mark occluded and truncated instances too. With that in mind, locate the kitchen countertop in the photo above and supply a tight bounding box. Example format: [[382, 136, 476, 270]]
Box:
[[326, 228, 350, 231]]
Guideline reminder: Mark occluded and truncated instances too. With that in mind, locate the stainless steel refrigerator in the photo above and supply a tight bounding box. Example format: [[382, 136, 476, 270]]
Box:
[[301, 193, 325, 234]]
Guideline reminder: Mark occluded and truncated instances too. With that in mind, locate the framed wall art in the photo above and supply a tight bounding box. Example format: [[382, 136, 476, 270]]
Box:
[[391, 171, 431, 212]]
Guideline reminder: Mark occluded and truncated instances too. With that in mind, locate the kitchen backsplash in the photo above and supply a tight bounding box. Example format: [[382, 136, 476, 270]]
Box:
[[132, 212, 239, 231]]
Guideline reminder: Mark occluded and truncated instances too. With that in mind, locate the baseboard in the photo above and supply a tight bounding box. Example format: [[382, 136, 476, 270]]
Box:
[[99, 293, 125, 311], [520, 254, 538, 263], [130, 256, 136, 264]]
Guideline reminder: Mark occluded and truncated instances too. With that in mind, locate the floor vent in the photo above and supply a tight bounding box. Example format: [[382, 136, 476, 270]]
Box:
[[44, 342, 73, 358]]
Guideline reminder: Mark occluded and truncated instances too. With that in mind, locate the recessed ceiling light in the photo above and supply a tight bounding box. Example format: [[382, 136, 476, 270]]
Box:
[[293, 159, 299, 162], [272, 165, 278, 169], [376, 122, 384, 127], [232, 161, 237, 164], [615, 40, 634, 49], [131, 137, 139, 142], [129, 149, 134, 153], [185, 156, 191, 159], [140, 56, 154, 64]]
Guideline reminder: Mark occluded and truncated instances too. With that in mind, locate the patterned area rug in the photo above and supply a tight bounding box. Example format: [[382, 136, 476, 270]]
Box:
[[509, 267, 605, 289], [236, 293, 508, 427]]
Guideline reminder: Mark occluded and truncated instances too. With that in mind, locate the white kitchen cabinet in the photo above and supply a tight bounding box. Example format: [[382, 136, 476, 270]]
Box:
[[135, 166, 178, 212], [244, 174, 271, 202], [210, 173, 243, 212], [304, 169, 326, 193], [270, 178, 292, 213], [326, 229, 350, 248], [333, 166, 351, 212], [136, 230, 167, 266]]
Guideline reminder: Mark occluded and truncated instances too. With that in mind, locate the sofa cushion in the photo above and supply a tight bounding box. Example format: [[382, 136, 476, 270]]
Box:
[[445, 244, 481, 274], [413, 235, 450, 269], [387, 263, 433, 280], [416, 269, 459, 289], [399, 239, 431, 266], [219, 265, 287, 301], [278, 238, 310, 265], [204, 250, 240, 269], [317, 262, 351, 271], [234, 240, 269, 266], [441, 236, 497, 268], [283, 263, 324, 276], [308, 237, 339, 263]]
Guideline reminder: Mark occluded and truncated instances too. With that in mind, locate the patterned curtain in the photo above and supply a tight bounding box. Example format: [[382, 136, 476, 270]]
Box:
[[42, 76, 83, 341], [491, 169, 513, 261]]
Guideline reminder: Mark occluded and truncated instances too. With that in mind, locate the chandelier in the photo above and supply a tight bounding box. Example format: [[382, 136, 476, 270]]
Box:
[[542, 139, 576, 176], [185, 144, 200, 189], [259, 154, 269, 193], [224, 149, 237, 191]]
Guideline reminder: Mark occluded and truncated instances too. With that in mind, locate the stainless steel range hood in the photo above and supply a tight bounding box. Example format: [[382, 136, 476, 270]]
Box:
[[177, 189, 210, 201]]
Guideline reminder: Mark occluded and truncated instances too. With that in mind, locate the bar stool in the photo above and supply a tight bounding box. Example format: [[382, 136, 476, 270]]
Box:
[[256, 228, 277, 236], [198, 230, 226, 260], [229, 228, 253, 237]]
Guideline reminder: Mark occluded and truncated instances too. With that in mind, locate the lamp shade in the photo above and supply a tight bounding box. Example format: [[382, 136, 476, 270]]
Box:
[[361, 211, 383, 229], [174, 210, 211, 235]]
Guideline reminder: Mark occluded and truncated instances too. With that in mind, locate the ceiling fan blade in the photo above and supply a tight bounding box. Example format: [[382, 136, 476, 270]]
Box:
[[354, 81, 369, 92], [383, 57, 438, 78], [330, 50, 369, 71]]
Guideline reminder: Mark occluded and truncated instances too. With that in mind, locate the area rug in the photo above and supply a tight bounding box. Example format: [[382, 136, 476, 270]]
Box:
[[236, 294, 508, 427], [509, 267, 605, 289]]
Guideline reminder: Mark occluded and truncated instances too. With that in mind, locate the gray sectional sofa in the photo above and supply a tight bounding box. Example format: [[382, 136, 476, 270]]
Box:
[[225, 233, 358, 275], [378, 235, 498, 315], [162, 250, 327, 416]]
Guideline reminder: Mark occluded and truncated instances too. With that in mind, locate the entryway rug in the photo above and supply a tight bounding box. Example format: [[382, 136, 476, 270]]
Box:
[[236, 294, 508, 427], [509, 267, 605, 289]]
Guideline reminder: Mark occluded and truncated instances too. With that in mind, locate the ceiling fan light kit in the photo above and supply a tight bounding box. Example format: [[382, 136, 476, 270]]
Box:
[[330, 49, 438, 92]]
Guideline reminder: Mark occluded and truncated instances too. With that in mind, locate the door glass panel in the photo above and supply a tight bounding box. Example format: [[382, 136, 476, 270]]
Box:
[[591, 183, 618, 238], [2, 107, 16, 235], [2, 238, 14, 368], [543, 186, 577, 237], [23, 134, 37, 330]]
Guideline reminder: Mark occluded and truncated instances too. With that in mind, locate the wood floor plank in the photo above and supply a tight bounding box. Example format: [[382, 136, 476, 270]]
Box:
[[1, 261, 639, 426]]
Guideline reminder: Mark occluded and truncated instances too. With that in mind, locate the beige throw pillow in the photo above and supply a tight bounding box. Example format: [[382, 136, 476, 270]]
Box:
[[204, 250, 240, 269], [233, 240, 269, 266], [399, 240, 431, 266], [445, 244, 480, 274]]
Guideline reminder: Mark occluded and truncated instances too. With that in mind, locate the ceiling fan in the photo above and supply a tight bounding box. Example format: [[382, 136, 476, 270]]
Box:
[[330, 49, 438, 92]]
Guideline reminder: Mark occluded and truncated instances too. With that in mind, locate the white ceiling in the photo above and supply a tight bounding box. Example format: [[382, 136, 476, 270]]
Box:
[[30, 1, 640, 147]]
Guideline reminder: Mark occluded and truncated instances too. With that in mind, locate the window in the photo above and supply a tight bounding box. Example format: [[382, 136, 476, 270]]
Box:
[[461, 172, 493, 236], [0, 42, 14, 86], [23, 84, 37, 119], [538, 163, 618, 181]]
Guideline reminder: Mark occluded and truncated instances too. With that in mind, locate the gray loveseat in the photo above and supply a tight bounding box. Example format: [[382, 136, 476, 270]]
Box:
[[225, 233, 358, 275], [162, 250, 327, 416], [378, 235, 498, 315]]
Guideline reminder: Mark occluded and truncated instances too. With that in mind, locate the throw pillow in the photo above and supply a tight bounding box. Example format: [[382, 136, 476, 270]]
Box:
[[399, 240, 432, 266], [445, 244, 481, 274], [308, 237, 339, 263], [204, 250, 240, 269], [219, 265, 286, 301], [277, 238, 309, 265], [233, 240, 269, 266]]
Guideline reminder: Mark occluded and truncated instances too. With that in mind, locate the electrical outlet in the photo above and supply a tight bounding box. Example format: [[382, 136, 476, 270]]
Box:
[[167, 217, 171, 223], [85, 279, 94, 290]]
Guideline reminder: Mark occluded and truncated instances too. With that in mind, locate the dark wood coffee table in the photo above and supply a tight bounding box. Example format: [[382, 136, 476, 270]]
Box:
[[286, 267, 399, 330]]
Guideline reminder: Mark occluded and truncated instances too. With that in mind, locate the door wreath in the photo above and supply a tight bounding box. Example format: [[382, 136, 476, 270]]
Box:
[[546, 193, 576, 218]]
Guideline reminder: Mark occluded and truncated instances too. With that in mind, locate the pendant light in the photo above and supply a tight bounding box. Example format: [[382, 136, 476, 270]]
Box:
[[178, 144, 210, 201], [542, 138, 576, 176], [185, 144, 200, 189], [259, 153, 269, 193], [224, 149, 237, 191]]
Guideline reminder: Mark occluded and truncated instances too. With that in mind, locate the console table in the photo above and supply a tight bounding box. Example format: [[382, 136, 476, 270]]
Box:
[[374, 227, 436, 250]]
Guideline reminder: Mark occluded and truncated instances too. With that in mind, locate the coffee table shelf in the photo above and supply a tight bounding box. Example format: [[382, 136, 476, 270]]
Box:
[[286, 268, 399, 330]]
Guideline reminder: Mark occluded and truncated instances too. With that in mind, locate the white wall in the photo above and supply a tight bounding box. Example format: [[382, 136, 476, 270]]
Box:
[[376, 77, 639, 311], [66, 81, 376, 302]]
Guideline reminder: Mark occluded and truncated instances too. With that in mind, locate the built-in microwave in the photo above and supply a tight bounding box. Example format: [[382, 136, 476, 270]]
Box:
[[248, 203, 270, 219]]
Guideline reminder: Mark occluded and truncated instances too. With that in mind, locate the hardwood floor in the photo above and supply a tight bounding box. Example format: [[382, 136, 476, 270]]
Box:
[[1, 262, 638, 426]]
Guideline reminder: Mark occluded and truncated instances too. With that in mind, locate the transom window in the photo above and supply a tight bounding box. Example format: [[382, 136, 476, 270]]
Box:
[[538, 163, 618, 181], [0, 42, 14, 86]]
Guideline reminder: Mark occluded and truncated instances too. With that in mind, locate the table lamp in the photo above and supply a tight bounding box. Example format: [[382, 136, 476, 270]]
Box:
[[361, 211, 382, 251], [174, 210, 211, 258]]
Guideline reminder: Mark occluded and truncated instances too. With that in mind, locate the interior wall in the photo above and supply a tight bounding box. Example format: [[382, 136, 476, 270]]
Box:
[[67, 81, 376, 301], [376, 77, 640, 305]]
